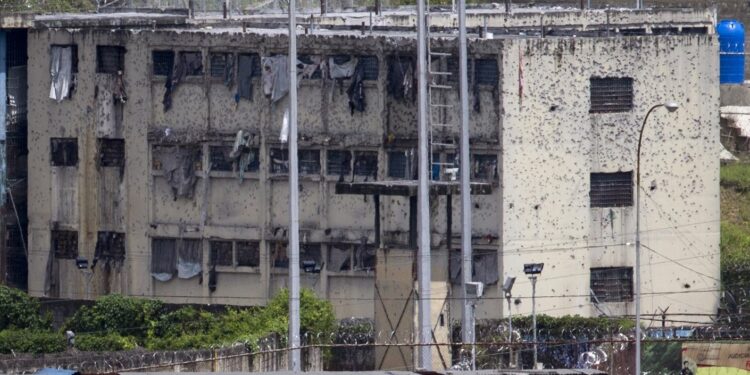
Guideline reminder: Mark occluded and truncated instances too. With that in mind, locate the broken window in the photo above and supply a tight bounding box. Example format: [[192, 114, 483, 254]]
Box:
[[299, 150, 321, 175], [590, 267, 633, 302], [210, 53, 231, 78], [590, 171, 633, 207], [472, 154, 497, 180], [270, 241, 289, 268], [449, 249, 499, 286], [93, 231, 125, 268], [590, 77, 634, 113], [98, 139, 125, 167], [49, 45, 78, 101], [179, 52, 204, 76], [328, 244, 352, 272], [97, 46, 126, 74], [236, 241, 260, 267], [270, 148, 289, 174], [210, 241, 233, 266], [153, 50, 175, 76], [52, 230, 78, 259], [354, 243, 376, 271], [474, 59, 499, 86], [327, 150, 351, 177], [301, 244, 322, 272], [50, 138, 78, 167], [151, 238, 177, 281], [387, 150, 414, 179], [354, 151, 378, 178]]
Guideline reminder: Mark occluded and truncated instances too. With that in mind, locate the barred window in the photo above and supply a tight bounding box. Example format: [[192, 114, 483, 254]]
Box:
[[153, 50, 174, 76], [210, 241, 233, 266], [590, 77, 634, 113], [327, 150, 351, 177], [474, 59, 498, 86], [270, 148, 289, 174], [387, 151, 413, 179], [52, 230, 78, 259], [51, 138, 78, 167], [99, 139, 125, 167], [590, 267, 633, 302], [96, 46, 126, 74], [299, 150, 321, 175], [472, 154, 497, 180], [359, 56, 379, 80], [590, 172, 633, 207], [270, 241, 289, 268], [179, 51, 203, 76], [236, 241, 260, 267], [209, 146, 259, 173], [354, 151, 378, 178]]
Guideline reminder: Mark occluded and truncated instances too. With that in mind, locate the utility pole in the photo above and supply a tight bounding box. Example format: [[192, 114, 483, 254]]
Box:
[[416, 0, 432, 369], [457, 0, 474, 369], [287, 0, 301, 370]]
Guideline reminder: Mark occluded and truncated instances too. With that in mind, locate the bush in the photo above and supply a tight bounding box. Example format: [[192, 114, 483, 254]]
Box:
[[0, 286, 51, 330], [64, 294, 162, 340], [75, 333, 138, 352], [0, 330, 66, 354], [263, 288, 336, 338]]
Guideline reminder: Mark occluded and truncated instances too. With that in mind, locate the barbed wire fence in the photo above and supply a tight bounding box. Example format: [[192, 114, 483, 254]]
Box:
[[3, 320, 750, 374]]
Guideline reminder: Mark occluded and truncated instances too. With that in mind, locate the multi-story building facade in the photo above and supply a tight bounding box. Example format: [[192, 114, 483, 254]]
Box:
[[24, 8, 719, 336]]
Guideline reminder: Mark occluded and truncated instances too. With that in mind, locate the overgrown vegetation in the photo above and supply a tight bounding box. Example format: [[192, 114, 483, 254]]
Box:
[[0, 0, 95, 13], [0, 286, 335, 354], [720, 162, 750, 327]]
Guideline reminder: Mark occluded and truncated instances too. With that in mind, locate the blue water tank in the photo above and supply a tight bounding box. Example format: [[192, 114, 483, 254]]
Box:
[[718, 19, 745, 84]]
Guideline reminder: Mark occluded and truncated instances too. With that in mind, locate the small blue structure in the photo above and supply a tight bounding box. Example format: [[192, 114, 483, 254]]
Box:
[[35, 369, 80, 375], [718, 19, 746, 84]]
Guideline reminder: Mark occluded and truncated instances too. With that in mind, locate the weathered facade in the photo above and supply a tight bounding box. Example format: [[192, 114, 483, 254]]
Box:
[[25, 7, 719, 341]]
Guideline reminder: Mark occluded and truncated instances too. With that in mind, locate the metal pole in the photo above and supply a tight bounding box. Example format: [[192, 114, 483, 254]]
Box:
[[531, 276, 538, 367], [458, 0, 474, 369], [507, 295, 513, 368], [636, 103, 664, 375], [288, 0, 301, 370], [417, 0, 432, 368]]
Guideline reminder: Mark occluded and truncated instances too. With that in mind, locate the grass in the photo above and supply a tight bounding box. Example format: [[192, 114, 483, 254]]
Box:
[[720, 162, 750, 191]]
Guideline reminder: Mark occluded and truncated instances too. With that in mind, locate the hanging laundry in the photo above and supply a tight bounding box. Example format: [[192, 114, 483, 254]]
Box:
[[177, 239, 202, 279], [280, 107, 290, 143], [229, 130, 255, 182], [155, 146, 200, 199], [163, 52, 202, 112], [151, 238, 176, 282], [236, 54, 254, 101], [347, 60, 366, 115], [224, 53, 235, 88], [387, 57, 414, 101], [329, 57, 358, 79], [262, 55, 290, 103], [49, 46, 73, 102], [299, 56, 325, 80]]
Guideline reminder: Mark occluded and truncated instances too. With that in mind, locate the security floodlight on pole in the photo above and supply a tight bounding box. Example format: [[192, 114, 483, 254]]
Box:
[[287, 0, 301, 370], [503, 276, 516, 368], [635, 101, 678, 375], [524, 263, 544, 368]]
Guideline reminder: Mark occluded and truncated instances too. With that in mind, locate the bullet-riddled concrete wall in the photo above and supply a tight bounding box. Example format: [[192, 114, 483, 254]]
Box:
[[499, 35, 720, 322], [25, 27, 503, 320]]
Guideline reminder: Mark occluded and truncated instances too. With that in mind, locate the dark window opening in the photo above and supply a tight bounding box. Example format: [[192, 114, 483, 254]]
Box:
[[387, 150, 413, 179], [301, 244, 322, 272], [7, 30, 27, 68], [447, 57, 473, 83], [179, 51, 204, 76], [327, 150, 351, 177], [97, 46, 126, 74], [590, 171, 633, 207], [387, 56, 413, 100], [210, 241, 233, 266], [151, 145, 202, 172], [93, 231, 125, 266], [236, 241, 260, 267], [209, 146, 234, 172], [590, 267, 633, 302], [151, 238, 177, 276], [271, 241, 289, 268], [328, 244, 351, 272], [299, 150, 321, 175], [475, 59, 499, 86], [210, 53, 230, 78], [99, 139, 125, 167], [51, 138, 78, 167], [590, 77, 634, 113], [472, 154, 497, 180], [449, 249, 499, 285], [239, 53, 262, 77], [354, 151, 378, 178], [354, 244, 376, 271], [52, 230, 78, 259], [270, 148, 289, 174], [153, 50, 175, 76]]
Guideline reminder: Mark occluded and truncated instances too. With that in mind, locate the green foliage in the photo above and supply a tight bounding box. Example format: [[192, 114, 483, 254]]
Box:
[[642, 342, 682, 375], [508, 314, 634, 333], [64, 294, 163, 339], [75, 333, 138, 352], [1, 0, 94, 13], [262, 288, 336, 337], [0, 330, 66, 354], [721, 162, 750, 191], [0, 286, 51, 330]]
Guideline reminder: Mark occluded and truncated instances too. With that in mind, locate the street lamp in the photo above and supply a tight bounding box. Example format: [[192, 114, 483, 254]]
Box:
[[635, 102, 679, 375], [523, 263, 544, 368], [503, 276, 516, 368]]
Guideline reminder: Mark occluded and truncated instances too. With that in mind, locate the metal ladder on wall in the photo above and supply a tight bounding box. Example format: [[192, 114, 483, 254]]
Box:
[[425, 8, 459, 181]]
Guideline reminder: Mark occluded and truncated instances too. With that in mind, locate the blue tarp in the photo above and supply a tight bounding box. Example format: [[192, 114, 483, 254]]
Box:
[[35, 369, 80, 375]]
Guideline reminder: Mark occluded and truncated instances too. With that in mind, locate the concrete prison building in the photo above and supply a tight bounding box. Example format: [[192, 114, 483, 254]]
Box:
[[25, 8, 719, 336]]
